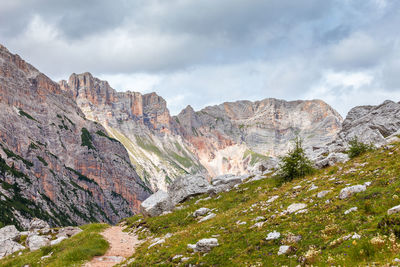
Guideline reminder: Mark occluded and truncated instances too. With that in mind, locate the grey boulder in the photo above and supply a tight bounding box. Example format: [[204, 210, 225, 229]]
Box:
[[168, 175, 211, 205], [0, 239, 25, 259], [0, 225, 21, 242], [209, 174, 248, 194], [27, 235, 50, 251], [140, 190, 173, 217], [339, 185, 366, 199], [187, 238, 219, 252]]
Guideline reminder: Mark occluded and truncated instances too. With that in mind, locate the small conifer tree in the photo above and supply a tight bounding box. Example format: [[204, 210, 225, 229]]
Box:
[[278, 136, 314, 182], [347, 137, 373, 159]]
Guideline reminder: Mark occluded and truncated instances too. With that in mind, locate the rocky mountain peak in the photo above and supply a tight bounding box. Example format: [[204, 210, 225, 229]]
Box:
[[0, 45, 151, 228]]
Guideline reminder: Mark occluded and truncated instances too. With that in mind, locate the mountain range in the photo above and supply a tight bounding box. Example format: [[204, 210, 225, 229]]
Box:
[[1, 43, 396, 229]]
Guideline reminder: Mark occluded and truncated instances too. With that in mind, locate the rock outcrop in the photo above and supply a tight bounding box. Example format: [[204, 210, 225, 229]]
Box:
[[0, 44, 150, 228], [314, 100, 400, 168], [60, 73, 206, 191], [174, 99, 342, 176], [61, 73, 343, 189]]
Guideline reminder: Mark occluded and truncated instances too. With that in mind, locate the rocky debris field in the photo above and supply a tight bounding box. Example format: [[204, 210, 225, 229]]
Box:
[[0, 218, 82, 259], [140, 173, 253, 217], [120, 140, 400, 266]]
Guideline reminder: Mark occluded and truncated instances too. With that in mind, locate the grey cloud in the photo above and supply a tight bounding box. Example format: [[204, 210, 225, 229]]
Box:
[[0, 0, 400, 117]]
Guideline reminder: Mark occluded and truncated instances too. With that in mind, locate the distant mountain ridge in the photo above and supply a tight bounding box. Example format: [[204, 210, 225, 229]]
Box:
[[60, 72, 343, 187]]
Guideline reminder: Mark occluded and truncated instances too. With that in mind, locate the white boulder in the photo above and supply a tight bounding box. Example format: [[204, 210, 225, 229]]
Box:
[[388, 204, 400, 215], [285, 203, 307, 214], [193, 208, 211, 218], [188, 238, 219, 252], [0, 225, 20, 242], [198, 213, 216, 223], [339, 185, 366, 199], [265, 231, 281, 241]]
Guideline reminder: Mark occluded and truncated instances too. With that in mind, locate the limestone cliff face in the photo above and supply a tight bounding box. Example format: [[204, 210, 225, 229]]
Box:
[[174, 99, 343, 176], [0, 44, 150, 229], [61, 71, 343, 181], [60, 73, 206, 191]]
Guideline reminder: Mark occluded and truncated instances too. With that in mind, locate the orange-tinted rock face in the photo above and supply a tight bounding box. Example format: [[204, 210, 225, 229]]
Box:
[[61, 73, 173, 133], [0, 44, 151, 228]]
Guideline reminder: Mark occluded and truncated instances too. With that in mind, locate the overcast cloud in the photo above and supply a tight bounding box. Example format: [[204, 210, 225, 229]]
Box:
[[1, 0, 399, 116]]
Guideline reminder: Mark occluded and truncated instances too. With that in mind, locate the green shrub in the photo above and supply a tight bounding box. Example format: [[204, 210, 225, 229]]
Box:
[[347, 137, 374, 159], [95, 130, 119, 143], [81, 128, 95, 150], [18, 109, 38, 122], [278, 136, 314, 182], [378, 215, 400, 238]]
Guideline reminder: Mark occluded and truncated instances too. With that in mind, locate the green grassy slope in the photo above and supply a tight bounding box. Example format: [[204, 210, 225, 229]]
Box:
[[0, 224, 109, 267], [120, 141, 400, 266]]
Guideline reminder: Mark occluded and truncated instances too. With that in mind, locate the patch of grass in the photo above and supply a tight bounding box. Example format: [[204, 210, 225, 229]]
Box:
[[135, 135, 162, 157], [18, 109, 38, 122], [0, 144, 34, 169], [243, 149, 270, 166], [37, 156, 48, 166], [29, 142, 39, 150], [0, 223, 109, 267], [81, 128, 95, 150], [96, 130, 119, 143]]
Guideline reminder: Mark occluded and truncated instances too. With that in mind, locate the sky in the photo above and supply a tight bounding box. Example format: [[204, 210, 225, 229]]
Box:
[[1, 0, 399, 116]]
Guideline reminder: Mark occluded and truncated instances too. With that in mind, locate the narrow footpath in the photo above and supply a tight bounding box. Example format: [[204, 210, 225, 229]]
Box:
[[84, 226, 140, 267]]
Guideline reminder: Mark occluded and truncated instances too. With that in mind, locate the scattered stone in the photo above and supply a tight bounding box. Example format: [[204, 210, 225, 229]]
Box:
[[50, 236, 68, 246], [277, 245, 292, 255], [267, 196, 279, 203], [339, 185, 366, 199], [308, 184, 318, 191], [0, 239, 25, 259], [181, 257, 190, 262], [236, 221, 247, 225], [387, 205, 400, 215], [251, 222, 265, 229], [282, 233, 302, 244], [265, 231, 281, 241], [27, 235, 50, 251], [292, 186, 302, 190], [295, 209, 308, 214], [29, 218, 50, 231], [0, 225, 21, 242], [254, 216, 265, 222], [193, 208, 211, 218], [195, 197, 211, 205], [41, 252, 53, 260], [364, 181, 371, 187], [344, 207, 358, 215], [284, 203, 307, 214], [352, 233, 361, 239], [172, 255, 183, 260], [317, 190, 331, 198], [198, 213, 216, 223], [148, 238, 165, 249], [188, 238, 219, 252], [56, 226, 82, 238]]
